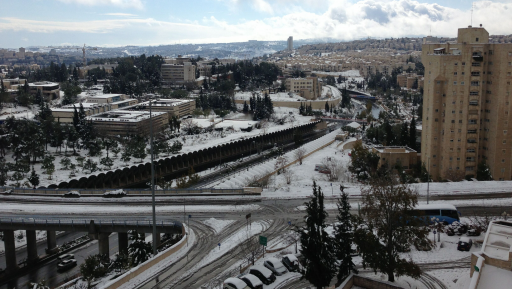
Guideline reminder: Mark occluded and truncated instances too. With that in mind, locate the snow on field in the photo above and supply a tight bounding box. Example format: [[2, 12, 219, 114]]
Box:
[[202, 218, 235, 234], [235, 91, 308, 102], [0, 203, 261, 216], [212, 130, 345, 189], [312, 70, 361, 77], [167, 220, 269, 288]]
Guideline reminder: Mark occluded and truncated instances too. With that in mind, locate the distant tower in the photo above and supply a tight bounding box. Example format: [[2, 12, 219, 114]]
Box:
[[287, 36, 293, 51], [18, 47, 25, 59]]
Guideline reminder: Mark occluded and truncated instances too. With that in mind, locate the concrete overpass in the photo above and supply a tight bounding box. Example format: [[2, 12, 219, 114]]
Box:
[[0, 217, 183, 274]]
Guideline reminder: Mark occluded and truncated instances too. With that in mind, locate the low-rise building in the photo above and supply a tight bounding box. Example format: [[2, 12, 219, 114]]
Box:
[[28, 81, 60, 100], [135, 98, 195, 119], [284, 77, 321, 100], [372, 146, 418, 170], [161, 62, 196, 84], [51, 95, 137, 123], [88, 110, 168, 136]]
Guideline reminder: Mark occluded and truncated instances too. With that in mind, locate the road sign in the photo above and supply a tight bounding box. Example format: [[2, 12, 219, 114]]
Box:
[[259, 236, 267, 246], [288, 221, 291, 226], [188, 215, 191, 218], [474, 265, 480, 272], [246, 213, 251, 219], [433, 230, 436, 235]]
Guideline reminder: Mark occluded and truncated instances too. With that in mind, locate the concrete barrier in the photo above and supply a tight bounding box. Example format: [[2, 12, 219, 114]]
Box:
[[102, 226, 188, 289]]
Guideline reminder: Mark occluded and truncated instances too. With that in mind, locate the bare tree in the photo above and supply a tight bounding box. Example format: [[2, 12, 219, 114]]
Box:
[[275, 155, 289, 174], [236, 230, 262, 269], [283, 169, 295, 185], [444, 169, 466, 182], [294, 147, 307, 165], [322, 157, 346, 182], [181, 119, 201, 135]]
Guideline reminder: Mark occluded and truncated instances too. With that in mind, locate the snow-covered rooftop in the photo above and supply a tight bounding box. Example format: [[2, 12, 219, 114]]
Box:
[[88, 110, 166, 122], [481, 220, 512, 261], [346, 121, 361, 129], [415, 204, 458, 211], [138, 99, 193, 107]]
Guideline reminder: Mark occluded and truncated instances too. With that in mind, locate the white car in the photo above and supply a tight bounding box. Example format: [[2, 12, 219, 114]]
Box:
[[58, 254, 74, 261], [239, 274, 263, 289], [223, 277, 250, 289], [263, 257, 288, 276]]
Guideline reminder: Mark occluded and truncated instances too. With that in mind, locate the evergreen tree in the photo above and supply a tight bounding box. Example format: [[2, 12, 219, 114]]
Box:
[[28, 169, 40, 189], [298, 181, 336, 289], [243, 101, 249, 113], [41, 154, 55, 180], [334, 185, 357, 283], [354, 174, 431, 282], [128, 231, 152, 266], [400, 122, 409, 146], [409, 118, 417, 150], [299, 102, 305, 115], [384, 118, 394, 145], [325, 101, 329, 113], [476, 161, 493, 181]]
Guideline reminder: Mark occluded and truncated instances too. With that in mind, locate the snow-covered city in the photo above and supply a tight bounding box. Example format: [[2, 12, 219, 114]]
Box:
[[0, 1, 512, 289]]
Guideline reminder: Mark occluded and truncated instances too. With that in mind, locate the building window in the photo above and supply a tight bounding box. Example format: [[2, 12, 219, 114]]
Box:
[[466, 157, 475, 162], [467, 148, 475, 153], [503, 140, 507, 144], [472, 62, 480, 66], [466, 167, 474, 171], [451, 120, 455, 123], [471, 81, 479, 86], [453, 81, 457, 85], [454, 72, 457, 75], [450, 139, 454, 142]]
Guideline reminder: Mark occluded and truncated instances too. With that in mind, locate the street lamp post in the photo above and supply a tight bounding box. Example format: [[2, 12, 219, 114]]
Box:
[[427, 154, 430, 204], [150, 97, 157, 255]]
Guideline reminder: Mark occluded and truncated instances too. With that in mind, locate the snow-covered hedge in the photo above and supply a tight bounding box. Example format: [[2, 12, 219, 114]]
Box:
[[103, 189, 126, 198]]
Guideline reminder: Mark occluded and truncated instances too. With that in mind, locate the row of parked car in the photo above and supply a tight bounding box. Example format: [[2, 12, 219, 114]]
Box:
[[223, 255, 299, 289]]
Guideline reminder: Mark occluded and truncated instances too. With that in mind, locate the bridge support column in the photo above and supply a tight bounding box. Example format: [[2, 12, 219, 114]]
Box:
[[26, 230, 39, 264], [154, 233, 161, 248], [118, 232, 128, 255], [4, 230, 18, 273], [46, 230, 58, 254], [98, 232, 110, 257]]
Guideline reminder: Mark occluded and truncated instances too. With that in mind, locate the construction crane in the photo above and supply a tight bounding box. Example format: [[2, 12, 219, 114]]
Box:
[[76, 44, 98, 66]]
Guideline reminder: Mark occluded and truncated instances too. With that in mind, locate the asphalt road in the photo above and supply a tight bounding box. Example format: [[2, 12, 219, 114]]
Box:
[[0, 195, 510, 288], [0, 232, 121, 289]]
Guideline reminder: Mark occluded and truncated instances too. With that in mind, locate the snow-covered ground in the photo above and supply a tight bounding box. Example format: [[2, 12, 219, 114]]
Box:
[[3, 106, 315, 188], [166, 220, 269, 288], [202, 218, 236, 234], [211, 130, 346, 189]]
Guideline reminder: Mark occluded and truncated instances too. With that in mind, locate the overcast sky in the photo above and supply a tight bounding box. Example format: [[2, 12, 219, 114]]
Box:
[[0, 0, 511, 48]]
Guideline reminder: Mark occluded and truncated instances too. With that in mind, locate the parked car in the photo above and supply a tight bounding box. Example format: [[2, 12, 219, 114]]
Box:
[[57, 259, 77, 271], [58, 254, 75, 261], [239, 274, 263, 289], [281, 254, 299, 272], [466, 227, 481, 236], [457, 237, 473, 251], [263, 257, 288, 276], [223, 277, 250, 289], [249, 265, 276, 285]]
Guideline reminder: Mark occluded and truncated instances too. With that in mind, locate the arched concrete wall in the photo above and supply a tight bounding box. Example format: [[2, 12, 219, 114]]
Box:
[[235, 97, 341, 110], [50, 121, 321, 189]]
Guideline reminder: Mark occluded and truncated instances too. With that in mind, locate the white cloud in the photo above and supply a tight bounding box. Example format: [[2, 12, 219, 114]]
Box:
[[103, 13, 138, 16], [1, 0, 511, 46], [57, 0, 143, 10], [251, 0, 274, 14]]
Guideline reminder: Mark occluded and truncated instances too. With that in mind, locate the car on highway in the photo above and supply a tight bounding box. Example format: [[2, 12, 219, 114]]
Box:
[[248, 265, 275, 285], [58, 254, 74, 261], [263, 257, 287, 276], [239, 274, 263, 289], [57, 259, 77, 271], [457, 237, 473, 251], [222, 277, 250, 289], [281, 254, 299, 272]]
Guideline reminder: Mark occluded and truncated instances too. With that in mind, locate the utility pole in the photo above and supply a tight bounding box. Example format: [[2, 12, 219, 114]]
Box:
[[150, 96, 157, 255], [427, 156, 430, 204]]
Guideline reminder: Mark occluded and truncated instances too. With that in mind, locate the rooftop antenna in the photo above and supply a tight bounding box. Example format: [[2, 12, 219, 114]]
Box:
[[471, 2, 474, 27]]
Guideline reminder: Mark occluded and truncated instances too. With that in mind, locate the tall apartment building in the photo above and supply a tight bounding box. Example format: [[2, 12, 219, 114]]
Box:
[[161, 62, 196, 84], [287, 36, 293, 51], [421, 25, 512, 180]]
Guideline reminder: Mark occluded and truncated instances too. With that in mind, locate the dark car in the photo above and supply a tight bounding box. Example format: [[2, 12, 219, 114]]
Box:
[[57, 259, 77, 271], [281, 254, 299, 272], [457, 237, 473, 251], [249, 265, 275, 285]]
